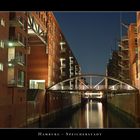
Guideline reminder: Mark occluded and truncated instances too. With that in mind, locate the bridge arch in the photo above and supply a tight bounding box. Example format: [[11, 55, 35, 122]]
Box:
[[47, 74, 138, 91]]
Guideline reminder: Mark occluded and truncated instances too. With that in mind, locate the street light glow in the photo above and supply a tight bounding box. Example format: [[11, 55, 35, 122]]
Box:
[[8, 42, 13, 47]]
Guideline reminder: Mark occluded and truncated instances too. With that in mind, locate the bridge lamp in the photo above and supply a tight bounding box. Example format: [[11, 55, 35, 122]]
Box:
[[112, 86, 116, 90], [127, 85, 132, 90], [51, 85, 59, 90], [99, 91, 103, 97], [61, 83, 64, 90], [99, 91, 103, 95]]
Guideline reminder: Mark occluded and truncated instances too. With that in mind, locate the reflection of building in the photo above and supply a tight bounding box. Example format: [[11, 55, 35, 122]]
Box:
[[137, 12, 140, 90]]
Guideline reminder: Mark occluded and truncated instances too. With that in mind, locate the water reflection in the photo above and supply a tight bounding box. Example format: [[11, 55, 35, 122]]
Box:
[[47, 100, 105, 128], [85, 100, 103, 128], [47, 99, 137, 128]]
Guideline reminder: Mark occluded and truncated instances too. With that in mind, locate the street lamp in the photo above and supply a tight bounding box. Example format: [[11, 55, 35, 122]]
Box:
[[8, 42, 13, 47]]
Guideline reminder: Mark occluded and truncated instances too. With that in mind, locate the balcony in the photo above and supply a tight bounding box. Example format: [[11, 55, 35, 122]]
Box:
[[118, 43, 128, 51], [16, 57, 25, 66], [61, 72, 66, 77], [75, 71, 79, 75], [8, 37, 25, 47], [121, 56, 129, 60], [122, 36, 128, 41], [70, 72, 74, 76], [70, 60, 74, 65], [60, 41, 66, 46], [8, 79, 16, 85], [8, 79, 24, 87], [118, 51, 122, 57], [118, 62, 124, 68], [121, 46, 128, 51], [8, 57, 25, 67], [61, 63, 66, 68], [70, 65, 74, 69], [121, 66, 129, 71], [60, 48, 66, 53]]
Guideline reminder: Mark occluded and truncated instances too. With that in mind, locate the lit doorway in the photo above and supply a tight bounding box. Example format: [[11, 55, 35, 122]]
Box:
[[29, 80, 45, 90]]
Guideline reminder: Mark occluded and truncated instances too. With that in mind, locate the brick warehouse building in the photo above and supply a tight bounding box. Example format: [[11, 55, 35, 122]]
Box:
[[128, 23, 138, 87], [0, 11, 81, 127], [137, 12, 140, 90], [27, 12, 81, 122], [107, 23, 138, 88], [0, 12, 28, 127], [0, 12, 11, 127]]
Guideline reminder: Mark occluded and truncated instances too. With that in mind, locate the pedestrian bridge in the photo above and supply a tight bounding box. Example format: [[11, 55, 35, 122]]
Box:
[[47, 74, 138, 94]]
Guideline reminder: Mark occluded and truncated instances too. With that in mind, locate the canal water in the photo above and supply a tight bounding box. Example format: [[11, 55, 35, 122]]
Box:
[[46, 100, 137, 128]]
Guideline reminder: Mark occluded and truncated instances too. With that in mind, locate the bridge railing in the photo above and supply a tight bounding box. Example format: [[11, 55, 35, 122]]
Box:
[[47, 74, 138, 92], [49, 84, 135, 91]]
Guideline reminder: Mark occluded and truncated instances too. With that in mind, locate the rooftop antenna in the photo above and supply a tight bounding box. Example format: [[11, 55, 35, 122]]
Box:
[[120, 11, 122, 40], [120, 11, 129, 38]]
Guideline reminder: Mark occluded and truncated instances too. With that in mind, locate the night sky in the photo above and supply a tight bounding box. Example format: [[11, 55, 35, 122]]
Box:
[[54, 12, 136, 74]]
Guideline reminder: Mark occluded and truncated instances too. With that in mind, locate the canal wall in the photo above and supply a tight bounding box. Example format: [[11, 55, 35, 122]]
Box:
[[0, 87, 27, 128], [0, 89, 81, 128], [107, 92, 140, 124], [26, 91, 81, 127], [0, 103, 26, 128]]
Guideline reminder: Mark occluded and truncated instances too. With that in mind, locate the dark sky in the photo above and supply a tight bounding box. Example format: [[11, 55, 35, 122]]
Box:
[[54, 12, 136, 74]]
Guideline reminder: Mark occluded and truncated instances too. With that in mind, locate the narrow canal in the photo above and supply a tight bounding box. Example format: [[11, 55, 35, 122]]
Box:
[[45, 100, 138, 128]]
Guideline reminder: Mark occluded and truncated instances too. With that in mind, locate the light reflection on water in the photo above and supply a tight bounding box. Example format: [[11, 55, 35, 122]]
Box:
[[46, 99, 137, 128], [46, 100, 105, 128], [85, 100, 103, 128]]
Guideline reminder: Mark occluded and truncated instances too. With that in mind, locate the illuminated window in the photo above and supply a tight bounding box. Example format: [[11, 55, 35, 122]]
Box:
[[29, 80, 45, 89], [0, 63, 3, 71], [0, 40, 4, 48], [17, 71, 24, 87], [8, 47, 15, 62], [0, 18, 5, 27], [16, 52, 25, 65]]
